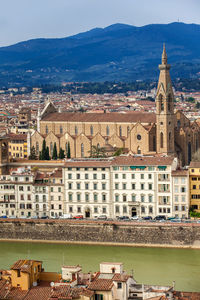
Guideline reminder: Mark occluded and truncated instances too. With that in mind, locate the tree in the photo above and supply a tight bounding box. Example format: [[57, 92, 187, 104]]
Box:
[[113, 148, 124, 156], [52, 142, 58, 160], [67, 142, 71, 158], [39, 151, 42, 160], [59, 147, 65, 159], [192, 149, 200, 162], [45, 146, 50, 160], [41, 140, 46, 160], [29, 146, 37, 160], [89, 145, 106, 158]]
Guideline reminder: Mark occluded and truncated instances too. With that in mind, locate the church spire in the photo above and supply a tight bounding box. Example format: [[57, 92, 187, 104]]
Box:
[[162, 43, 167, 65]]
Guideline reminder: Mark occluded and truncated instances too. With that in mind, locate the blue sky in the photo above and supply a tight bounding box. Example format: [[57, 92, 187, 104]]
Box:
[[0, 0, 199, 46]]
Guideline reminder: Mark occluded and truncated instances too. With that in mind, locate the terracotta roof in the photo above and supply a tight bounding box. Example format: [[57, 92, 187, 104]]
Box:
[[11, 260, 42, 274], [65, 160, 111, 168], [7, 133, 27, 141], [111, 155, 175, 166], [189, 161, 200, 168], [172, 170, 188, 176], [42, 112, 156, 124], [112, 273, 130, 282], [88, 279, 114, 291], [49, 286, 84, 299], [49, 169, 62, 178]]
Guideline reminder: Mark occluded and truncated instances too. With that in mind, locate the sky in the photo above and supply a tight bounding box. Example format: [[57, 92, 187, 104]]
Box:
[[0, 0, 200, 47]]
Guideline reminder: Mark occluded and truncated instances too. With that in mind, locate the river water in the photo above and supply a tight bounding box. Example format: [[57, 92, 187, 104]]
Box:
[[0, 241, 199, 292]]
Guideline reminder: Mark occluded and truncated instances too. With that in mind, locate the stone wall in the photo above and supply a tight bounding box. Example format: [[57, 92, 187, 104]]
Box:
[[0, 220, 200, 247]]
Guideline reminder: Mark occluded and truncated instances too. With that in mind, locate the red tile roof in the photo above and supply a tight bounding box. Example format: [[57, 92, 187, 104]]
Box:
[[42, 112, 156, 124], [88, 279, 114, 291]]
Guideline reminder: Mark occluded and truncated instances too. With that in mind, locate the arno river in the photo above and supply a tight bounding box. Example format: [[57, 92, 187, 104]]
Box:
[[0, 241, 200, 292]]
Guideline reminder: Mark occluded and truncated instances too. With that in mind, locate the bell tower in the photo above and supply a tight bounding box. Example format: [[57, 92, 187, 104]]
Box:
[[156, 44, 175, 155]]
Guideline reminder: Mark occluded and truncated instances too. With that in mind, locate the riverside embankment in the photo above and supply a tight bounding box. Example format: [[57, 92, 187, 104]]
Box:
[[0, 219, 200, 248]]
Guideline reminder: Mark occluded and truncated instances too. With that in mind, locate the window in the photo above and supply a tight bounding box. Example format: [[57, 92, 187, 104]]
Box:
[[115, 205, 119, 213], [75, 126, 78, 135], [93, 174, 97, 180], [50, 142, 53, 156], [102, 174, 106, 180], [69, 193, 73, 202], [90, 125, 93, 136], [68, 183, 72, 189], [141, 183, 144, 190], [106, 125, 110, 136], [69, 206, 73, 213], [132, 183, 135, 190], [123, 206, 127, 213], [77, 193, 81, 202], [77, 174, 80, 179], [148, 183, 152, 190], [58, 187, 61, 193], [123, 195, 127, 202], [115, 183, 119, 190], [119, 126, 122, 137], [102, 207, 106, 213], [181, 178, 185, 184], [148, 174, 152, 179], [181, 187, 186, 193], [149, 206, 153, 214], [51, 187, 53, 192], [85, 173, 89, 179], [122, 174, 126, 179], [132, 174, 135, 179], [81, 143, 84, 158], [94, 194, 98, 202], [141, 174, 144, 179], [45, 125, 48, 134], [123, 183, 126, 190], [137, 134, 141, 140], [93, 183, 97, 190], [85, 183, 89, 190], [141, 195, 145, 202], [68, 173, 72, 179], [60, 125, 63, 134], [115, 174, 118, 179], [102, 194, 106, 202], [94, 207, 98, 213], [77, 206, 81, 213], [160, 132, 164, 148], [85, 193, 89, 202], [102, 183, 106, 190], [141, 206, 145, 213], [117, 282, 122, 289], [148, 195, 152, 202], [77, 183, 81, 190], [115, 194, 119, 202], [132, 194, 136, 202], [19, 186, 23, 191], [27, 186, 31, 191]]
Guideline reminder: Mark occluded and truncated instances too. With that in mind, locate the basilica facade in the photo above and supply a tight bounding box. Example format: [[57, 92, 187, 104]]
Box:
[[30, 46, 200, 166]]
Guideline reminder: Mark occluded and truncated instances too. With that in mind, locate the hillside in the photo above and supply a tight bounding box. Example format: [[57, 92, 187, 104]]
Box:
[[0, 22, 200, 86]]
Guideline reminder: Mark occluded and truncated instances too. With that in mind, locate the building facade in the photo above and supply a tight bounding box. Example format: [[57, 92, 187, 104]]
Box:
[[30, 46, 200, 166]]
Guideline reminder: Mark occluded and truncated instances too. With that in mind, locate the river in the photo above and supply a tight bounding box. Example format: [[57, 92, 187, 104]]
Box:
[[0, 241, 199, 292]]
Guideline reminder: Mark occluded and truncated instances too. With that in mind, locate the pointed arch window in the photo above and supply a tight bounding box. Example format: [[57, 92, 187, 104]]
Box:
[[97, 143, 100, 149], [90, 125, 93, 136], [81, 143, 84, 158], [50, 142, 53, 156], [127, 126, 130, 136], [60, 125, 63, 134], [153, 135, 156, 151], [106, 125, 110, 136], [45, 125, 48, 134], [75, 126, 78, 135], [119, 126, 122, 137], [137, 146, 141, 154], [159, 94, 164, 111], [160, 132, 164, 148]]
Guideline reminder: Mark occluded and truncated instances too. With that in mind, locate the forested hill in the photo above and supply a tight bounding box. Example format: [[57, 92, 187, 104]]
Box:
[[0, 22, 200, 87]]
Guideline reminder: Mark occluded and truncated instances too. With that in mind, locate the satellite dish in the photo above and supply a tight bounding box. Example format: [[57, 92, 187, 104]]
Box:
[[50, 282, 55, 287]]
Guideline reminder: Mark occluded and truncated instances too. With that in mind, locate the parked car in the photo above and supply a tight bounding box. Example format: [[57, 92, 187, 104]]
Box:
[[60, 214, 72, 219], [142, 216, 153, 220], [130, 216, 139, 220], [117, 216, 130, 221], [0, 215, 7, 218], [41, 216, 49, 219], [73, 215, 84, 220], [97, 215, 107, 220], [154, 215, 166, 221]]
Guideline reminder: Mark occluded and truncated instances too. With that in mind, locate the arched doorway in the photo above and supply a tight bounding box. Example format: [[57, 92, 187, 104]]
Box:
[[85, 208, 90, 218], [131, 207, 137, 217]]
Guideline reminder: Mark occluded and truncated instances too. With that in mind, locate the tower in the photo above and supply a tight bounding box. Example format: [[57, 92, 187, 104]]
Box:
[[156, 44, 175, 154]]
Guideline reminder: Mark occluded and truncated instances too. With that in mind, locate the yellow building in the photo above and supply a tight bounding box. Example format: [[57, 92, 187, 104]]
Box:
[[8, 133, 27, 159], [10, 259, 42, 290], [189, 161, 200, 212]]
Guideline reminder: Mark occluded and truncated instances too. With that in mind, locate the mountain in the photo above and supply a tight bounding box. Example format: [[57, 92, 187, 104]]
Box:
[[0, 22, 200, 86]]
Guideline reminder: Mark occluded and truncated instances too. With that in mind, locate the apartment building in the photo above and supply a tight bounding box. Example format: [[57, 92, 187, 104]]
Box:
[[172, 170, 189, 219], [0, 155, 192, 219], [189, 161, 200, 213]]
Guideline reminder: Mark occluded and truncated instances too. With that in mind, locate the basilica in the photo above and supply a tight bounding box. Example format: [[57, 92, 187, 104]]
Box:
[[30, 46, 200, 166]]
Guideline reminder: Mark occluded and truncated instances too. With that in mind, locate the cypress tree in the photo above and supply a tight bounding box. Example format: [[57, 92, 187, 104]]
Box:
[[59, 147, 65, 159], [41, 140, 46, 160], [39, 151, 42, 160], [29, 146, 37, 160], [45, 146, 50, 160], [52, 142, 58, 160], [67, 142, 71, 158]]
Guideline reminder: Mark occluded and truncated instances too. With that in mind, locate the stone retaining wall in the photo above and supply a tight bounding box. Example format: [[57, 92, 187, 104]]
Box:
[[0, 219, 200, 247]]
